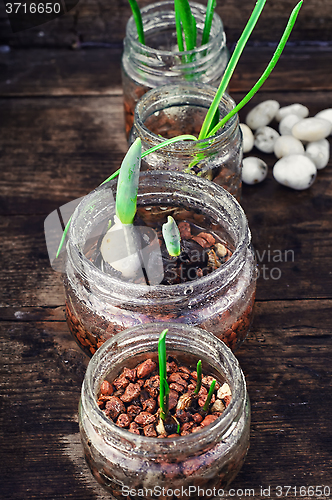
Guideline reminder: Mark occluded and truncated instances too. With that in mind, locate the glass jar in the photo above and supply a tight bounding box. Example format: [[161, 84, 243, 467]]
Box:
[[122, 0, 228, 137], [64, 171, 256, 357], [79, 322, 251, 497], [130, 83, 242, 200]]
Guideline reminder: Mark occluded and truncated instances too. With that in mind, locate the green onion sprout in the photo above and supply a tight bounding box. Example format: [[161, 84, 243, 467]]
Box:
[[128, 0, 145, 44], [206, 0, 303, 138], [158, 328, 170, 420], [174, 0, 196, 52], [175, 2, 185, 52], [162, 216, 181, 257], [198, 0, 267, 139], [201, 0, 216, 46], [115, 137, 142, 225], [203, 379, 216, 411], [55, 135, 197, 258], [194, 360, 202, 395], [129, 0, 215, 51]]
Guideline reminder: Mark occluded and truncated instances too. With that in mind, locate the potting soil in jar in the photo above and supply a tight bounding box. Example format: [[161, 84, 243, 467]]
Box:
[[84, 355, 248, 499], [96, 354, 232, 438], [65, 205, 255, 356]]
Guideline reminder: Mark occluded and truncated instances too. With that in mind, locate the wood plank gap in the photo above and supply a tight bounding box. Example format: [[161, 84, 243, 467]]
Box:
[[0, 298, 331, 323]]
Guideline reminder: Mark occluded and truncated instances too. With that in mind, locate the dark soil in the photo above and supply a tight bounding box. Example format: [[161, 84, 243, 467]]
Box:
[[86, 205, 233, 286]]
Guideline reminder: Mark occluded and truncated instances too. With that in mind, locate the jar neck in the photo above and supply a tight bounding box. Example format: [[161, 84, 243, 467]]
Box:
[[67, 171, 250, 306], [81, 323, 247, 459], [123, 1, 227, 87], [132, 83, 240, 158]]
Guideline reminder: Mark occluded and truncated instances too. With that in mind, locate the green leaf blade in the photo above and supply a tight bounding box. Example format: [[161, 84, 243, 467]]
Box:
[[201, 0, 216, 46], [158, 328, 169, 420], [174, 1, 185, 52], [174, 0, 196, 51], [162, 216, 181, 257], [194, 359, 202, 395], [198, 0, 267, 140], [128, 0, 145, 45], [203, 379, 216, 411], [207, 0, 303, 137], [115, 138, 142, 225]]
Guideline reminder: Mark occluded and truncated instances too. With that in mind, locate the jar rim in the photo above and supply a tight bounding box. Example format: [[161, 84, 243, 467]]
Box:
[[126, 0, 225, 57], [81, 322, 247, 453], [133, 83, 239, 151], [68, 170, 250, 297]]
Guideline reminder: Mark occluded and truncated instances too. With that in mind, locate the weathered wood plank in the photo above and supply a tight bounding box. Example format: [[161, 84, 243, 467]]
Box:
[[1, 46, 332, 97], [0, 320, 97, 500], [1, 0, 332, 48], [0, 95, 128, 215], [0, 305, 66, 321], [0, 47, 123, 97], [230, 45, 332, 93], [234, 299, 332, 491], [0, 299, 331, 497]]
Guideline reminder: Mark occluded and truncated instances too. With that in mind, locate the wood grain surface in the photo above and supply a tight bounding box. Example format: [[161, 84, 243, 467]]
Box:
[[1, 0, 332, 48], [1, 41, 332, 499]]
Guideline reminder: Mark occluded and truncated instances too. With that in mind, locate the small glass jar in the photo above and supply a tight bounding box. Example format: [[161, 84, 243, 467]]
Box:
[[122, 0, 228, 137], [130, 83, 243, 200], [79, 322, 251, 497], [64, 171, 256, 357]]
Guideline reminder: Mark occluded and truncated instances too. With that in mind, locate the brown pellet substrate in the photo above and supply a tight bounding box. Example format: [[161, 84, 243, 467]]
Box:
[[96, 356, 232, 438]]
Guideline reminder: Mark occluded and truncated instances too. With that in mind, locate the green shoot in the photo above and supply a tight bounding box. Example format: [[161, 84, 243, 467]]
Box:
[[203, 379, 216, 411], [55, 135, 197, 259], [174, 0, 197, 51], [201, 0, 216, 46], [162, 216, 181, 257], [129, 0, 216, 51], [128, 0, 145, 45], [199, 0, 267, 139], [175, 3, 185, 52], [194, 360, 202, 395], [141, 134, 197, 156], [206, 0, 303, 137], [158, 328, 169, 420], [55, 215, 71, 259], [115, 137, 142, 225]]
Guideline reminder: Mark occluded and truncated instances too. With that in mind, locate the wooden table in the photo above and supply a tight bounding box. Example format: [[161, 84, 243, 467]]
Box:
[[1, 43, 332, 499]]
